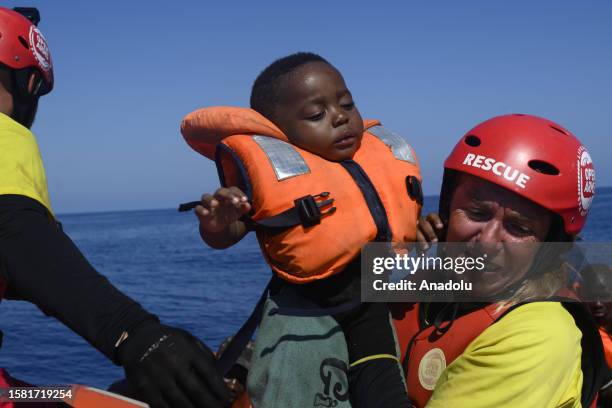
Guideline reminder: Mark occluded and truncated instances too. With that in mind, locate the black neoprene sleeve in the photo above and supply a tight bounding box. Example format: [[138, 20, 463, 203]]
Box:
[[0, 195, 158, 363]]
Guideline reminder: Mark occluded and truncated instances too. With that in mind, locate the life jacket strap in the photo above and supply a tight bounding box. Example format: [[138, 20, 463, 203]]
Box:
[[243, 192, 336, 232], [268, 297, 361, 317], [215, 277, 277, 375]]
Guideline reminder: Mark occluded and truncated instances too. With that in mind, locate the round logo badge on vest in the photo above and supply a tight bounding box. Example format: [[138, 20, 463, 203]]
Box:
[[418, 348, 446, 391], [577, 146, 595, 216], [29, 25, 52, 74]]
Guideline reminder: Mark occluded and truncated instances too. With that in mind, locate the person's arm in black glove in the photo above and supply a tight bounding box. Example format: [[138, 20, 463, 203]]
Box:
[[0, 195, 230, 407], [116, 321, 230, 408]]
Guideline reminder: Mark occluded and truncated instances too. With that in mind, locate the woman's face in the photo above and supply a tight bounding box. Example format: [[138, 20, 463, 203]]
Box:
[[446, 174, 553, 296]]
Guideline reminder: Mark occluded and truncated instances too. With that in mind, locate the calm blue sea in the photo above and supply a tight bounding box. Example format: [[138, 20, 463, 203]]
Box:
[[1, 189, 611, 388]]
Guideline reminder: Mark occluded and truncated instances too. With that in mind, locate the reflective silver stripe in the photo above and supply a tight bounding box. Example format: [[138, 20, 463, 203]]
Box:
[[252, 135, 310, 181], [368, 125, 416, 163]]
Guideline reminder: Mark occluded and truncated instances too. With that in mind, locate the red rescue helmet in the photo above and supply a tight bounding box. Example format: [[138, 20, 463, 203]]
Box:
[[442, 114, 595, 236], [0, 7, 53, 94]]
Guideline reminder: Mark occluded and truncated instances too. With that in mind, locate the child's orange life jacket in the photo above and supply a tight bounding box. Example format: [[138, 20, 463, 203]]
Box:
[[181, 107, 423, 283], [600, 327, 612, 368]]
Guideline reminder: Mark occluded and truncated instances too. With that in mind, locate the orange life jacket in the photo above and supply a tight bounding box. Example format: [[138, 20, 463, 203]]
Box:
[[600, 328, 612, 368], [391, 301, 604, 408], [182, 107, 422, 283], [391, 303, 507, 407], [231, 391, 252, 408]]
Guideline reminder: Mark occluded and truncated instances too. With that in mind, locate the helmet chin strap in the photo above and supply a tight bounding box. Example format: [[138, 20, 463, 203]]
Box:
[[12, 96, 38, 129], [10, 68, 41, 129]]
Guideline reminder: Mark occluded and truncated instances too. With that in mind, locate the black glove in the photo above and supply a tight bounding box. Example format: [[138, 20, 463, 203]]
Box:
[[117, 321, 231, 408]]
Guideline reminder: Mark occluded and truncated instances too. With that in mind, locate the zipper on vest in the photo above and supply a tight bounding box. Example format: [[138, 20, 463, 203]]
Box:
[[340, 160, 391, 242]]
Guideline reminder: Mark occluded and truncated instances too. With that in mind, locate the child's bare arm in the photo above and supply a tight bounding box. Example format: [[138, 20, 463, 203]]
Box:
[[196, 187, 251, 249]]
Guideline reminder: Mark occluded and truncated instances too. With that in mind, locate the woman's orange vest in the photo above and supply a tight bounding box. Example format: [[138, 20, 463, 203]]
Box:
[[600, 328, 612, 368], [391, 303, 507, 407], [391, 301, 602, 408], [182, 107, 422, 283]]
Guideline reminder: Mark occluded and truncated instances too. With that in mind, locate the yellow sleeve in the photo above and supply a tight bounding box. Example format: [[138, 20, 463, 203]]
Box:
[[0, 113, 53, 215], [426, 302, 583, 408]]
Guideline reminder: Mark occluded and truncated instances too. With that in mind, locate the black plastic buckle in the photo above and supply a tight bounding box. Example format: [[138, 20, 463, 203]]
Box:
[[406, 176, 423, 206], [294, 192, 335, 228]]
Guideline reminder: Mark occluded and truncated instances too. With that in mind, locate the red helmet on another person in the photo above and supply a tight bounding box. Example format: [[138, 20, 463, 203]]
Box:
[[0, 7, 53, 95], [442, 114, 595, 236]]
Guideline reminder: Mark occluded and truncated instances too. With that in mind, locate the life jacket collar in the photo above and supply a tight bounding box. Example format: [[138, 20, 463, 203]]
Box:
[[181, 106, 380, 160]]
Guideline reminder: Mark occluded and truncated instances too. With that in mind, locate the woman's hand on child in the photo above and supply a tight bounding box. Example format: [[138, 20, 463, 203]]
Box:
[[196, 187, 251, 233], [416, 213, 445, 250]]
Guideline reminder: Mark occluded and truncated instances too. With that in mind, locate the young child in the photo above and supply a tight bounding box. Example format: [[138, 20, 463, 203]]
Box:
[[183, 52, 422, 407]]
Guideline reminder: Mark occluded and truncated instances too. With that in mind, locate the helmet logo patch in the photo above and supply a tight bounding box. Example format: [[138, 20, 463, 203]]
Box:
[[418, 348, 446, 391], [462, 153, 530, 189], [577, 146, 595, 216], [29, 25, 51, 73]]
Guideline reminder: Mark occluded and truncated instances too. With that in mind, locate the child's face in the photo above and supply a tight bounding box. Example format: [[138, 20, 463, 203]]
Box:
[[271, 62, 364, 161], [581, 267, 612, 329]]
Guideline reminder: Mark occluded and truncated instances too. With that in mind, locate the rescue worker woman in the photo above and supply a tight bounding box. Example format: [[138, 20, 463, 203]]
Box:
[[0, 8, 229, 408], [394, 114, 607, 407]]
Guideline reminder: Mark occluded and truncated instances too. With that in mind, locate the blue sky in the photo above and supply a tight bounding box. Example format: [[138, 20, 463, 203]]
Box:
[[6, 1, 612, 214]]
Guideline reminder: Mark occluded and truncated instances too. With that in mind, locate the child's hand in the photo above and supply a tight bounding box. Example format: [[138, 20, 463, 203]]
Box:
[[196, 187, 251, 233], [416, 213, 445, 250]]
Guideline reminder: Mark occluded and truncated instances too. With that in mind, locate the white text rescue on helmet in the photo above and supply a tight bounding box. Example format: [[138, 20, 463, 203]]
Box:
[[462, 153, 530, 189]]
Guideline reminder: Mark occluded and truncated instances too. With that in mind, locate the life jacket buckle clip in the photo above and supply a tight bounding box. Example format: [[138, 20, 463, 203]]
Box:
[[294, 192, 335, 227]]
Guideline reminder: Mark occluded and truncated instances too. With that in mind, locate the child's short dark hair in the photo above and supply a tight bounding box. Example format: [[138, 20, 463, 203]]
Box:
[[250, 52, 331, 119]]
